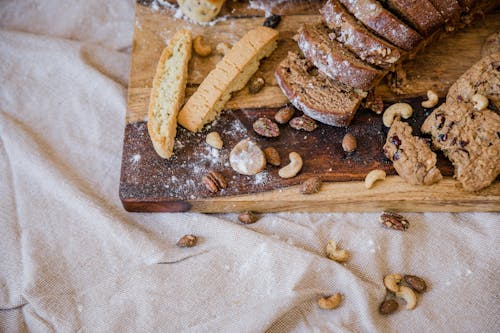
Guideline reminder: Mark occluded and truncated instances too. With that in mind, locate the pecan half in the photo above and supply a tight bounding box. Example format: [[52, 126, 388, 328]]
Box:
[[274, 106, 295, 124], [253, 118, 280, 137], [300, 177, 321, 194], [238, 211, 259, 224], [264, 147, 281, 166], [202, 171, 227, 193], [176, 234, 198, 248], [379, 212, 409, 231], [289, 115, 318, 132]]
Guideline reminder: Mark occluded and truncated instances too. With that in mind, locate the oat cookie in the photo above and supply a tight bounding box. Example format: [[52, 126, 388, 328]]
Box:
[[421, 101, 500, 191], [384, 118, 442, 185]]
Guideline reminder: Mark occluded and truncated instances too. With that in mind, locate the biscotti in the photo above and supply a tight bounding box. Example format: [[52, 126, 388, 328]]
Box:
[[383, 0, 444, 36], [383, 118, 442, 185], [147, 30, 192, 158], [338, 0, 423, 51], [297, 23, 386, 90], [321, 0, 402, 69], [177, 0, 226, 23], [275, 52, 364, 127], [177, 26, 278, 132], [446, 52, 500, 109]]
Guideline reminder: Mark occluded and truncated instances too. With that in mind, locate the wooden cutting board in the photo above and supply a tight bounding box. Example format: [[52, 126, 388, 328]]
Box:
[[120, 0, 500, 212]]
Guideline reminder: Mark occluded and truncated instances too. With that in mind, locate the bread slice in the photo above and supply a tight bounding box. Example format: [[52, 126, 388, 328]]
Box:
[[321, 0, 403, 69], [428, 0, 461, 24], [384, 0, 444, 36], [275, 52, 364, 127], [147, 30, 192, 158], [338, 0, 423, 51], [297, 23, 386, 90], [177, 26, 278, 132]]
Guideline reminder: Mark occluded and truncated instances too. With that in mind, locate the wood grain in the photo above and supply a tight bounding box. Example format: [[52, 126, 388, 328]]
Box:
[[120, 1, 500, 212], [123, 177, 500, 213]]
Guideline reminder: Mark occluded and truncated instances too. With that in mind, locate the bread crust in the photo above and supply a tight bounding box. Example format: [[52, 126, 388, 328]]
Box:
[[338, 0, 423, 51], [321, 0, 403, 69], [147, 30, 192, 158], [385, 0, 444, 36], [275, 52, 363, 127], [298, 23, 386, 90]]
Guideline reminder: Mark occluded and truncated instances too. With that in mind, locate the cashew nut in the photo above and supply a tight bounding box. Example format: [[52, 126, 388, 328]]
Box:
[[382, 103, 413, 127], [471, 93, 488, 111], [193, 35, 212, 57], [384, 273, 402, 293], [318, 293, 343, 310], [364, 169, 386, 189], [421, 90, 439, 108], [396, 285, 418, 310], [326, 240, 349, 262], [278, 152, 303, 178], [206, 131, 223, 149], [215, 42, 232, 56]]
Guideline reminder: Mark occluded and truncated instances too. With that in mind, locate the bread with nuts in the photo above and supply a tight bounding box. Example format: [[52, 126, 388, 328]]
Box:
[[337, 0, 423, 51], [321, 0, 403, 69], [275, 52, 364, 127], [383, 0, 444, 36], [297, 23, 386, 90], [147, 30, 192, 158], [177, 26, 278, 132]]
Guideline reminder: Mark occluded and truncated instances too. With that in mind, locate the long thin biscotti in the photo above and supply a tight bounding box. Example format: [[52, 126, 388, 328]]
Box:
[[177, 26, 278, 132], [384, 0, 444, 36], [321, 0, 403, 69], [298, 23, 386, 90], [275, 52, 364, 127], [338, 0, 423, 51], [147, 30, 192, 158]]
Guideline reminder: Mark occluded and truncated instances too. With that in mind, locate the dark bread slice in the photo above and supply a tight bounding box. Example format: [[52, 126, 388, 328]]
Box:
[[298, 23, 386, 90], [383, 0, 444, 36], [457, 0, 478, 12], [338, 0, 423, 51], [428, 0, 461, 24], [321, 0, 403, 69], [275, 52, 364, 127]]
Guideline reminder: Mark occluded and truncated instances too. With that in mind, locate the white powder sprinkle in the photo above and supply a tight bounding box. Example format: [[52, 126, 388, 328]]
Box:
[[130, 154, 141, 164]]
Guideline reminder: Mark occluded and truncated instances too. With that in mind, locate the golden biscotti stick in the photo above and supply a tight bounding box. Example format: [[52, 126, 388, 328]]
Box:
[[177, 26, 279, 132], [147, 30, 192, 158]]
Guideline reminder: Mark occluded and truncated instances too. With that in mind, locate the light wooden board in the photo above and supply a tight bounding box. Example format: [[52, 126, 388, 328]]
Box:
[[120, 1, 500, 212]]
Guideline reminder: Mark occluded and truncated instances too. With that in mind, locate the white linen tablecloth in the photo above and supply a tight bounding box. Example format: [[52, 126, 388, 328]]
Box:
[[1, 1, 498, 332]]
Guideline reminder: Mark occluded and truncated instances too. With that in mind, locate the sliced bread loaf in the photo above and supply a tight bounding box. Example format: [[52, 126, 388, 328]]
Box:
[[275, 52, 364, 127], [297, 23, 386, 90], [338, 0, 423, 51], [177, 26, 279, 132], [383, 0, 444, 36], [321, 0, 402, 69], [147, 30, 192, 158], [428, 0, 461, 24]]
